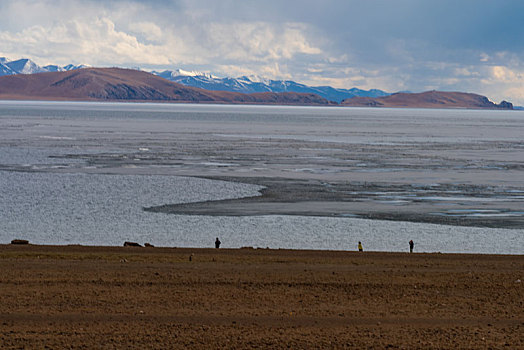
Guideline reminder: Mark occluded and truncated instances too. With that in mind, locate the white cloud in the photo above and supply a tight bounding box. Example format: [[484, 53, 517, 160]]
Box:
[[453, 67, 479, 77], [490, 66, 522, 83], [504, 87, 524, 103], [216, 63, 293, 80], [480, 65, 524, 104], [0, 1, 325, 79], [129, 22, 164, 43], [0, 17, 174, 65], [203, 22, 321, 63]]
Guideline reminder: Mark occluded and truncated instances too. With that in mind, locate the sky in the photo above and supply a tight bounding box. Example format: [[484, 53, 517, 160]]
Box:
[[1, 0, 523, 104]]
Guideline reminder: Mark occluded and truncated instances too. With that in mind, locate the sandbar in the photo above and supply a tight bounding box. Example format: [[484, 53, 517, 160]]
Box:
[[145, 176, 524, 229]]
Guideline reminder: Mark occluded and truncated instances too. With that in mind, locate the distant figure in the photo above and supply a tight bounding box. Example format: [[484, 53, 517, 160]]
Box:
[[215, 237, 221, 249], [358, 241, 363, 252], [409, 240, 414, 253]]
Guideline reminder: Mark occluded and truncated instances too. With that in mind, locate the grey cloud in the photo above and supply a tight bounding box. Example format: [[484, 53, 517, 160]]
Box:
[[1, 0, 523, 103]]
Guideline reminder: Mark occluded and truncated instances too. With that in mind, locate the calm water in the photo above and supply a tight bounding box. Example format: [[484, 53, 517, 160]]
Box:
[[0, 101, 522, 253]]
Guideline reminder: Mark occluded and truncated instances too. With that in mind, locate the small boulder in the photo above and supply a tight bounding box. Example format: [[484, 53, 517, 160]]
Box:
[[11, 239, 29, 245], [144, 242, 154, 247]]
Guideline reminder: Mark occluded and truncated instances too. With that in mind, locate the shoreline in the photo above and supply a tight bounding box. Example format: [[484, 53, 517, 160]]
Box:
[[2, 243, 524, 256], [144, 176, 524, 229], [0, 96, 518, 110]]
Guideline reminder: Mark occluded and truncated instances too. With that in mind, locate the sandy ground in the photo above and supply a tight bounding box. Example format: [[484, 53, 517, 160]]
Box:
[[0, 244, 522, 349]]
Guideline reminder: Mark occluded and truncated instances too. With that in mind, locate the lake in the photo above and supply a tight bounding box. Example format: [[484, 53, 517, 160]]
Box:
[[0, 101, 522, 253]]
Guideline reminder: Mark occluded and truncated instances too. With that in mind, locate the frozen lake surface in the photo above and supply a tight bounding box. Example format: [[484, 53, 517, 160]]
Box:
[[0, 101, 522, 253]]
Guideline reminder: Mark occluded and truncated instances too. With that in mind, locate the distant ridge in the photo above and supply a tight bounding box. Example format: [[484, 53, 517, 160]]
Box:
[[341, 90, 513, 109], [0, 56, 514, 109], [153, 69, 389, 103], [0, 68, 333, 105], [0, 56, 389, 103], [0, 57, 89, 75]]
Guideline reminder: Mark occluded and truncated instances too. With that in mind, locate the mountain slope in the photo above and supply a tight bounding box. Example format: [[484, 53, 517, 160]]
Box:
[[0, 63, 15, 76], [0, 57, 388, 102], [0, 57, 89, 76], [152, 70, 389, 103], [0, 68, 332, 105], [341, 90, 513, 109], [0, 60, 514, 109], [4, 58, 47, 75]]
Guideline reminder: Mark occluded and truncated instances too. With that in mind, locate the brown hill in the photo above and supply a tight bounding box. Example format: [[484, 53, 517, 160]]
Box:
[[0, 68, 332, 105], [341, 90, 513, 109]]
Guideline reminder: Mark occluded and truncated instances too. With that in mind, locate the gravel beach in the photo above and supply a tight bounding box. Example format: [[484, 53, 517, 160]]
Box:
[[1, 244, 522, 349]]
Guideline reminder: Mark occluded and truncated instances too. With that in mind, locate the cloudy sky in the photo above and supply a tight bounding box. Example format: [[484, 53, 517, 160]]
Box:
[[1, 0, 523, 104]]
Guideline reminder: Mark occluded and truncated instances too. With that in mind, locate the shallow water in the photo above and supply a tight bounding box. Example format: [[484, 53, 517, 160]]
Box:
[[0, 101, 522, 253]]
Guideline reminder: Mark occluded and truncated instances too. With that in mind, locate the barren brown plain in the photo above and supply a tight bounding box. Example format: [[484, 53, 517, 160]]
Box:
[[0, 244, 522, 349]]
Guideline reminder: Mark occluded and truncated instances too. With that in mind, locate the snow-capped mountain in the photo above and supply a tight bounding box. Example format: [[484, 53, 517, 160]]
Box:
[[4, 58, 47, 74], [63, 64, 91, 71], [152, 70, 389, 103], [41, 65, 64, 72], [152, 68, 216, 80], [0, 57, 89, 76], [0, 56, 389, 102], [0, 62, 15, 76], [43, 63, 91, 72]]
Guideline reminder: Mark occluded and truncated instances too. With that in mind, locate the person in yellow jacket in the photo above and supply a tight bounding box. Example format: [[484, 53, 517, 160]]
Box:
[[358, 241, 363, 252]]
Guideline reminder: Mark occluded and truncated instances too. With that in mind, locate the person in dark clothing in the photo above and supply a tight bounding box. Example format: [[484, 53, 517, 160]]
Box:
[[215, 237, 221, 249], [409, 240, 414, 253]]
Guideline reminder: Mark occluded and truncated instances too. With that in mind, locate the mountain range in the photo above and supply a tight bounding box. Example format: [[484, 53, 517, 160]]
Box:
[[0, 57, 89, 75], [0, 57, 386, 103], [0, 67, 332, 105], [0, 56, 514, 109], [152, 69, 389, 103]]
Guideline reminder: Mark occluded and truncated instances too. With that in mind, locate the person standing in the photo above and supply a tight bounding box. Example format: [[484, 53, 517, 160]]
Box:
[[358, 241, 363, 252], [409, 240, 414, 253], [215, 237, 221, 249]]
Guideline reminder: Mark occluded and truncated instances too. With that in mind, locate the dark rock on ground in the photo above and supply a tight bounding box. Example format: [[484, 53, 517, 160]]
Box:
[[11, 239, 29, 245]]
